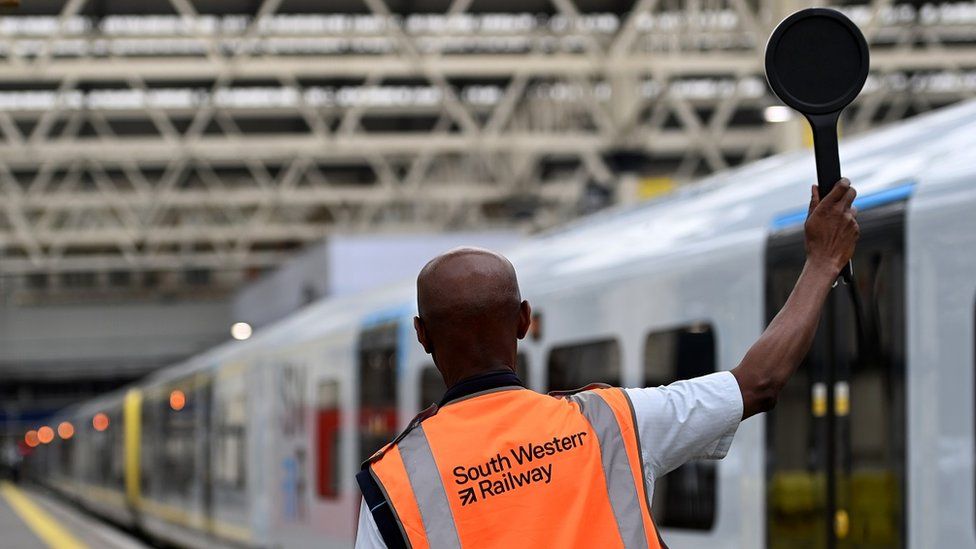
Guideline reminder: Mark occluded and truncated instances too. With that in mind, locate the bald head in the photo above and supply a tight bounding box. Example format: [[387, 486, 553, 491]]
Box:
[[414, 247, 531, 387], [417, 247, 520, 322]]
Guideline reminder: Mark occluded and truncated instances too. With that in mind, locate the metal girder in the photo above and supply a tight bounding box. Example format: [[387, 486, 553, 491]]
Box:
[[0, 50, 972, 81], [0, 130, 772, 165], [0, 250, 292, 274], [0, 0, 974, 299]]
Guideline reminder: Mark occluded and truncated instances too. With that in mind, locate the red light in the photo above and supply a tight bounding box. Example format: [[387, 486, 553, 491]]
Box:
[[57, 422, 75, 440], [93, 413, 109, 432], [24, 430, 38, 448], [169, 390, 186, 411], [37, 426, 54, 444]]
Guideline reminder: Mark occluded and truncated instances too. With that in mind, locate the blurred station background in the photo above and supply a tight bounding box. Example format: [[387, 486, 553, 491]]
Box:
[[0, 0, 974, 548]]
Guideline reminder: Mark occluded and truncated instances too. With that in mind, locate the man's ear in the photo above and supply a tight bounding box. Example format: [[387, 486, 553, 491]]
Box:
[[414, 316, 432, 354], [516, 300, 532, 340]]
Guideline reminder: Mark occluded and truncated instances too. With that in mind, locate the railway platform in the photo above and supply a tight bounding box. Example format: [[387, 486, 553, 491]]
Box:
[[0, 482, 148, 549]]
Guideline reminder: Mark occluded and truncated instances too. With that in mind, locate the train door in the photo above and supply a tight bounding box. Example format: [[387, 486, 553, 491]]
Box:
[[201, 377, 214, 537], [210, 363, 251, 544], [357, 321, 400, 465], [314, 378, 341, 500], [308, 338, 355, 544], [765, 201, 907, 549]]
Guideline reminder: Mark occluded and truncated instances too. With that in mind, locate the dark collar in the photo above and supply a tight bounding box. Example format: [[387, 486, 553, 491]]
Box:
[[439, 369, 524, 407]]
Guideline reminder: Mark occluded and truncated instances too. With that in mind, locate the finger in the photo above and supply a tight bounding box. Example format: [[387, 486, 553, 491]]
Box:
[[808, 185, 820, 214], [822, 178, 850, 204], [839, 185, 857, 210], [850, 205, 858, 217]]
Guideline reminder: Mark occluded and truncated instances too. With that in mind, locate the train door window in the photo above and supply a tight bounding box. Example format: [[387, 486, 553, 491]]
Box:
[[140, 398, 156, 496], [316, 380, 341, 499], [108, 410, 124, 490], [159, 378, 200, 501], [547, 339, 621, 391], [358, 322, 399, 466], [643, 323, 717, 530], [766, 205, 906, 549], [215, 383, 247, 491]]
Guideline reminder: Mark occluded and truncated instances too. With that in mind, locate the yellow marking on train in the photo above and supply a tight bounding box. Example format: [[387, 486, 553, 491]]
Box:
[[812, 382, 827, 417], [138, 497, 206, 529], [123, 389, 143, 506], [139, 496, 252, 543], [835, 381, 850, 417], [210, 518, 253, 543], [56, 479, 251, 545], [835, 509, 850, 539], [0, 482, 88, 549], [55, 479, 252, 545]]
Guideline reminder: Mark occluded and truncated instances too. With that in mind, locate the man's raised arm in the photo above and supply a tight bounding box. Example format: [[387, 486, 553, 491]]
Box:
[[732, 179, 859, 419]]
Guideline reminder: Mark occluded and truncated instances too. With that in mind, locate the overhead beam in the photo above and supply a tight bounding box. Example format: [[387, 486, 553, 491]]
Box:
[[0, 50, 973, 81], [0, 129, 770, 166], [11, 184, 531, 210], [0, 250, 290, 273]]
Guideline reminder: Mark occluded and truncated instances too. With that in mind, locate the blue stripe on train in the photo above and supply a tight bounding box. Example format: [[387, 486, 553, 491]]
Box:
[[771, 181, 916, 231]]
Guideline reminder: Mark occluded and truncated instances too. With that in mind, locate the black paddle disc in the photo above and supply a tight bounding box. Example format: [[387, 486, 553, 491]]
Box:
[[765, 8, 869, 282]]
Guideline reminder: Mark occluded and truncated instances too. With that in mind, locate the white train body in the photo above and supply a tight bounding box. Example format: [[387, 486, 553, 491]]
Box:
[[29, 99, 976, 549]]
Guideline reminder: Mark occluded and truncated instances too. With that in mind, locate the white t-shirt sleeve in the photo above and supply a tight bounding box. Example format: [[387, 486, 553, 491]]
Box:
[[624, 371, 743, 482], [355, 498, 388, 549]]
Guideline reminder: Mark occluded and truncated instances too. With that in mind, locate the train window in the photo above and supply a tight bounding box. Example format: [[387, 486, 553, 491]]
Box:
[[358, 323, 399, 466], [158, 378, 206, 501], [96, 409, 124, 490], [86, 411, 110, 485], [111, 410, 125, 489], [547, 339, 621, 391], [643, 323, 717, 531], [59, 429, 73, 473], [316, 380, 341, 499], [140, 398, 156, 496], [766, 206, 906, 548], [214, 383, 247, 491]]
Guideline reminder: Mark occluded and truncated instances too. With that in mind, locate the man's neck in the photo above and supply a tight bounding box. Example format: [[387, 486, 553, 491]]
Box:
[[439, 369, 524, 407], [435, 350, 518, 387], [448, 366, 517, 388]]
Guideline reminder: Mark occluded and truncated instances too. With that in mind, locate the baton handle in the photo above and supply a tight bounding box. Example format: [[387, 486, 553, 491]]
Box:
[[808, 112, 854, 285]]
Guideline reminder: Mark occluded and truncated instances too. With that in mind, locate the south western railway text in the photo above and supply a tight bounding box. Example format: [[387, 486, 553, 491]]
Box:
[[452, 431, 588, 499]]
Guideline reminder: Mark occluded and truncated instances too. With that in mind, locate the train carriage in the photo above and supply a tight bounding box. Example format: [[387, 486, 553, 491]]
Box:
[[27, 99, 976, 548]]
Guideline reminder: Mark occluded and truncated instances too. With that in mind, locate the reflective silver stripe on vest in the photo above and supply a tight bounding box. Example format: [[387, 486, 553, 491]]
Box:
[[398, 425, 462, 548], [573, 391, 649, 549]]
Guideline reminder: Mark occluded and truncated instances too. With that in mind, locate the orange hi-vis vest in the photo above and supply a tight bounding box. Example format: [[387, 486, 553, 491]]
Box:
[[363, 384, 663, 548]]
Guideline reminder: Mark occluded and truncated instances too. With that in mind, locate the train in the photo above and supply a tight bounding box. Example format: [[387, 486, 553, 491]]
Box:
[[24, 97, 976, 549]]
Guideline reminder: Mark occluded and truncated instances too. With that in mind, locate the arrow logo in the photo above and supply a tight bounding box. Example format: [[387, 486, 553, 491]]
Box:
[[458, 487, 477, 506]]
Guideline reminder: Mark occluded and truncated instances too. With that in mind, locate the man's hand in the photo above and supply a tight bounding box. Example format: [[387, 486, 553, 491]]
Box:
[[804, 179, 860, 275], [732, 179, 860, 419]]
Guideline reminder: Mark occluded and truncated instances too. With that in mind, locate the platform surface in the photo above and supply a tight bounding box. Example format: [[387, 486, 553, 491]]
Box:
[[0, 482, 149, 549]]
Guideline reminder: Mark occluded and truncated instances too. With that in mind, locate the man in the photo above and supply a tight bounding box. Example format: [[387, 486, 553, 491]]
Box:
[[356, 180, 859, 548]]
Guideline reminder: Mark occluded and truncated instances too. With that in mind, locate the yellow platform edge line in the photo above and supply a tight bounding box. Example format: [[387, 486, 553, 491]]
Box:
[[0, 482, 89, 549]]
